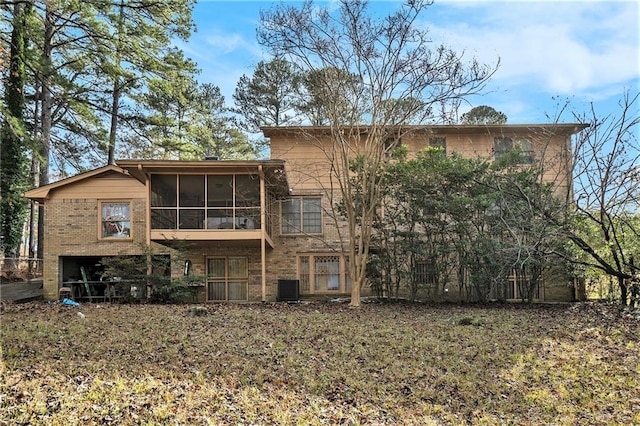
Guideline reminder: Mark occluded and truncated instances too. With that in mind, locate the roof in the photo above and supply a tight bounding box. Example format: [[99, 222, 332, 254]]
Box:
[[261, 123, 589, 137], [24, 159, 292, 202], [116, 159, 289, 197], [23, 165, 131, 203]]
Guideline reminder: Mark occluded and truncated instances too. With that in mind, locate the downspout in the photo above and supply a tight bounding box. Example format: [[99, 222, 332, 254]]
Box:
[[142, 164, 150, 247], [259, 165, 267, 302], [142, 164, 152, 300]]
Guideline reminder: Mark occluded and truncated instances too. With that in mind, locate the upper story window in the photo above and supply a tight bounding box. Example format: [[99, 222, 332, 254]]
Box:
[[281, 197, 322, 234], [384, 137, 402, 150], [428, 136, 446, 153], [100, 201, 131, 239], [494, 137, 533, 164], [150, 174, 261, 230]]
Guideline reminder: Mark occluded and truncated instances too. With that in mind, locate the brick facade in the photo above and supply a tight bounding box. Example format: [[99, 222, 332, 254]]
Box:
[[26, 125, 585, 303]]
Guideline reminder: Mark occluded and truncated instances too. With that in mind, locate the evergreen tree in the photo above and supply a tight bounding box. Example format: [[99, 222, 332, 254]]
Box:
[[461, 105, 507, 125], [1, 2, 31, 261], [233, 58, 302, 131]]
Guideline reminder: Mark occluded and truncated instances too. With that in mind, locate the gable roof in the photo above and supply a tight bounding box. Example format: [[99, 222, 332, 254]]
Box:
[[23, 165, 132, 203], [24, 160, 292, 203]]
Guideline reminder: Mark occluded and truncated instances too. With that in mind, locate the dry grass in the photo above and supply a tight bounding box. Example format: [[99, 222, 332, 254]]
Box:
[[1, 301, 639, 425]]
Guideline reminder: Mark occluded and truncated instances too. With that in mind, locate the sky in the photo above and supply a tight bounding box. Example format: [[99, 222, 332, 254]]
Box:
[[177, 0, 640, 125]]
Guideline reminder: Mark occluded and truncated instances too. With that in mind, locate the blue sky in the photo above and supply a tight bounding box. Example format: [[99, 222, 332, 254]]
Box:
[[177, 0, 640, 124]]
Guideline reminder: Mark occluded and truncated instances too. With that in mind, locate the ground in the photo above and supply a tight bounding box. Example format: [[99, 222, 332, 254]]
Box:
[[1, 301, 639, 425]]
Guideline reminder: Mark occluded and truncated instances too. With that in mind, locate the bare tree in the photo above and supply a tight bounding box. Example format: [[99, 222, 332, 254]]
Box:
[[563, 92, 640, 304], [259, 0, 496, 306]]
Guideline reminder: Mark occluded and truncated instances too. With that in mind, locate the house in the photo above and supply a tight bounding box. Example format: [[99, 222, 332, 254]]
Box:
[[24, 124, 586, 303]]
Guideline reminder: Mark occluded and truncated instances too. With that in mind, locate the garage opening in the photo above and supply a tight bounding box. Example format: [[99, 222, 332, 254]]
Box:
[[59, 255, 169, 302]]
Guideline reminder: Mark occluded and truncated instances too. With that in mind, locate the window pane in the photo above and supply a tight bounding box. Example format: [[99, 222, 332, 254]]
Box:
[[282, 198, 322, 234], [299, 256, 310, 292], [236, 208, 259, 229], [208, 281, 225, 301], [151, 209, 176, 229], [315, 256, 340, 291], [207, 258, 225, 278], [151, 175, 177, 207], [228, 281, 248, 301], [179, 209, 204, 229], [514, 137, 534, 164], [415, 260, 436, 285], [207, 209, 234, 229], [282, 199, 301, 234], [102, 203, 131, 238], [429, 137, 446, 152], [493, 137, 512, 160], [345, 258, 351, 291], [302, 198, 322, 233], [206, 258, 248, 301], [207, 175, 233, 207], [228, 258, 247, 278], [235, 175, 260, 207], [179, 175, 205, 207]]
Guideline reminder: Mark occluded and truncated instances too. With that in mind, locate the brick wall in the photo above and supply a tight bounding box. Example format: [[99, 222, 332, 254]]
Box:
[[42, 198, 149, 300]]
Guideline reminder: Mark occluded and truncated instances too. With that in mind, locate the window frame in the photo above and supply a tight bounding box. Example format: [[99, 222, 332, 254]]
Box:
[[99, 200, 132, 240], [297, 254, 350, 294], [206, 256, 249, 302], [414, 259, 437, 286], [280, 196, 323, 235], [493, 136, 534, 164], [428, 136, 447, 154], [384, 137, 402, 155], [150, 173, 261, 231]]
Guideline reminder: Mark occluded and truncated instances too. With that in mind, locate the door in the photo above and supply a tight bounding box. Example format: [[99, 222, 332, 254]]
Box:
[[207, 257, 248, 301]]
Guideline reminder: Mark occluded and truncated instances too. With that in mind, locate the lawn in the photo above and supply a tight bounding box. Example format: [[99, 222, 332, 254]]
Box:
[[1, 301, 639, 425]]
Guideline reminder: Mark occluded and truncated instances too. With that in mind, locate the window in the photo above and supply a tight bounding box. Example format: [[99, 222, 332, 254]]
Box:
[[493, 137, 533, 164], [100, 202, 131, 239], [414, 260, 437, 285], [298, 254, 350, 293], [178, 175, 205, 229], [429, 137, 446, 153], [150, 174, 261, 230], [207, 257, 248, 301], [151, 174, 177, 229], [281, 197, 322, 234], [491, 269, 539, 301], [384, 137, 402, 151]]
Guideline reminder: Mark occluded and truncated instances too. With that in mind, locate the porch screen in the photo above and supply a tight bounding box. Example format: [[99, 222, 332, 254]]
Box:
[[150, 174, 261, 230]]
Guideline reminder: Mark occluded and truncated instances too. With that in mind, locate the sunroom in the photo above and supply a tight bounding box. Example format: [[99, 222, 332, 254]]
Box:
[[117, 159, 290, 247]]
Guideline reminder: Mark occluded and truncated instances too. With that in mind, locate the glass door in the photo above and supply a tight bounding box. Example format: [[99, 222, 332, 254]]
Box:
[[207, 257, 248, 301]]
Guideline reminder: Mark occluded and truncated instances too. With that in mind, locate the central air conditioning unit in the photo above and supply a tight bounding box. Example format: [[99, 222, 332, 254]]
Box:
[[277, 279, 299, 302]]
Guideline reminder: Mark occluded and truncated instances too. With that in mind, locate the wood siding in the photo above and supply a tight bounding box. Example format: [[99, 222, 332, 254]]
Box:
[[47, 172, 145, 200]]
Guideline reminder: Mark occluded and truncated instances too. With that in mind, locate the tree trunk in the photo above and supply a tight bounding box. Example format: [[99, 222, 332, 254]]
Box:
[[1, 1, 29, 260], [107, 83, 120, 165], [619, 275, 628, 306], [350, 275, 362, 307], [107, 1, 125, 165], [37, 3, 55, 261]]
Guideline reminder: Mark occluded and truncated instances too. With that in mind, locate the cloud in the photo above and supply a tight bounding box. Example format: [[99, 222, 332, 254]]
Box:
[[175, 24, 265, 101], [204, 32, 246, 55], [424, 1, 639, 98]]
